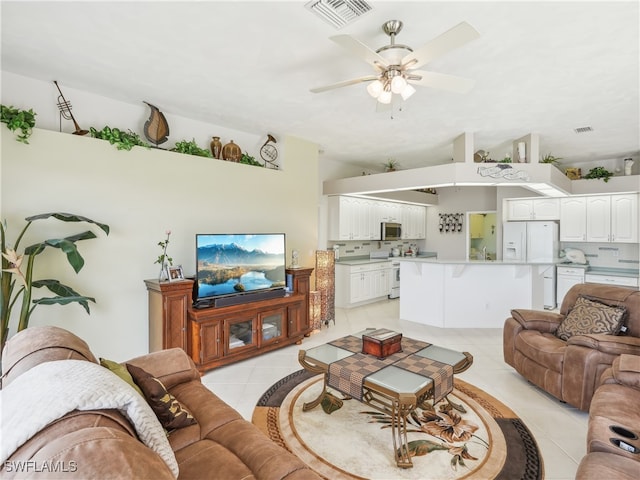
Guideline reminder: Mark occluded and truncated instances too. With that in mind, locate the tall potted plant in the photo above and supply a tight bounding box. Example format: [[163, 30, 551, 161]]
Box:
[[0, 212, 110, 355]]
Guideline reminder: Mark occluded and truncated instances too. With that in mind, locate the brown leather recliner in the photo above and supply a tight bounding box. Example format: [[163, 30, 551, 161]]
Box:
[[575, 354, 640, 479], [1, 325, 322, 480], [503, 283, 640, 411]]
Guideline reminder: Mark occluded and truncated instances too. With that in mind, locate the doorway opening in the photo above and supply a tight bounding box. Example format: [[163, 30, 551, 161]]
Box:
[[467, 211, 497, 261]]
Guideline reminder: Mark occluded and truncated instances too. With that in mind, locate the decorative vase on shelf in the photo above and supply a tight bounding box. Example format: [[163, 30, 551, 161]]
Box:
[[517, 142, 526, 163], [210, 136, 222, 159], [222, 140, 241, 162], [624, 158, 634, 176], [158, 262, 168, 281]]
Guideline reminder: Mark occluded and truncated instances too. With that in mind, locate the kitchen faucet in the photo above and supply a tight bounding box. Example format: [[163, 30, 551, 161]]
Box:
[[482, 246, 487, 260]]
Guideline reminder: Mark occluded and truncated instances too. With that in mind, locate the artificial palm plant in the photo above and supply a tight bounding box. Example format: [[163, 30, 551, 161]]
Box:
[[0, 213, 110, 355]]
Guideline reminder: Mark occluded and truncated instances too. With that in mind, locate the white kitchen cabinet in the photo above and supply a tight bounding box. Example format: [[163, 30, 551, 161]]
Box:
[[585, 194, 638, 243], [560, 197, 587, 241], [380, 202, 402, 223], [610, 193, 639, 243], [336, 262, 391, 307], [329, 196, 427, 241], [586, 195, 611, 242], [328, 196, 354, 241], [507, 198, 560, 221], [585, 273, 638, 288], [348, 270, 371, 303], [328, 196, 379, 241], [560, 193, 638, 243], [401, 204, 427, 239], [556, 266, 585, 305], [469, 214, 484, 239]]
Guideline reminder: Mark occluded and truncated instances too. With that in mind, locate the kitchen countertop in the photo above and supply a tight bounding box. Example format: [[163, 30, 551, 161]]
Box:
[[558, 263, 639, 277], [337, 256, 639, 277], [585, 267, 640, 278], [336, 257, 393, 266], [336, 252, 437, 266], [556, 263, 589, 269], [399, 258, 558, 266]]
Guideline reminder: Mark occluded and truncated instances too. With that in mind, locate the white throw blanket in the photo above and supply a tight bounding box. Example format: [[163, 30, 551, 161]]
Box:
[[0, 359, 179, 478]]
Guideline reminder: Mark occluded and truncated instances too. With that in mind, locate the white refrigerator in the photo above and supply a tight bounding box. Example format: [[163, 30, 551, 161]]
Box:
[[503, 221, 559, 309]]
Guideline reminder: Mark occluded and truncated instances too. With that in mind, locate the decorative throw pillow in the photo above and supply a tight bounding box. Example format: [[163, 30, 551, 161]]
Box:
[[100, 358, 145, 397], [555, 295, 627, 341], [126, 363, 197, 430]]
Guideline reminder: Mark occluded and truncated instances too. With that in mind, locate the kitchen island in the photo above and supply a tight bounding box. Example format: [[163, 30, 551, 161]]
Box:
[[399, 258, 556, 328]]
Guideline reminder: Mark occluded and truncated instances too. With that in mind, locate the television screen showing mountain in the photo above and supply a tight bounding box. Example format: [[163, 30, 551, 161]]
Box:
[[196, 234, 286, 299]]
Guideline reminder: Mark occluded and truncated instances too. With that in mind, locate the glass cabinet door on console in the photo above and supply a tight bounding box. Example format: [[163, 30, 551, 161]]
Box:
[[224, 316, 258, 355], [259, 308, 287, 346]]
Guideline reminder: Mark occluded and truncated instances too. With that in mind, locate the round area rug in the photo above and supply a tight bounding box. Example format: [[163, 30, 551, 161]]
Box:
[[252, 370, 543, 480]]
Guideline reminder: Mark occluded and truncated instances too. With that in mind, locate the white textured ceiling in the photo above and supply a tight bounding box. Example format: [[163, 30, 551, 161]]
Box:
[[1, 1, 639, 171]]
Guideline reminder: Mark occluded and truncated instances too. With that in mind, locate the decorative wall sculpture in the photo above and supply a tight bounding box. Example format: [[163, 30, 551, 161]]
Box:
[[439, 213, 463, 233]]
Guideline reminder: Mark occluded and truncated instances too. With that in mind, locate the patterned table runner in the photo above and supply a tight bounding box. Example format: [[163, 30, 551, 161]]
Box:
[[327, 335, 454, 402]]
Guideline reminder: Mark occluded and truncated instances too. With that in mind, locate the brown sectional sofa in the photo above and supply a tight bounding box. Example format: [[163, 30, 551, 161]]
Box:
[[0, 325, 322, 480], [503, 283, 640, 411], [575, 354, 640, 479]]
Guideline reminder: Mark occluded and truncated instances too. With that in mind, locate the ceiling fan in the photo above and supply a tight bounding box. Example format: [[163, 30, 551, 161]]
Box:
[[311, 20, 480, 104]]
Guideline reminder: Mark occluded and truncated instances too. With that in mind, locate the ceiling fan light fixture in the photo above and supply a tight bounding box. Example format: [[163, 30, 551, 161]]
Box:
[[390, 74, 407, 94], [367, 79, 384, 98], [378, 90, 392, 104], [400, 83, 416, 100]]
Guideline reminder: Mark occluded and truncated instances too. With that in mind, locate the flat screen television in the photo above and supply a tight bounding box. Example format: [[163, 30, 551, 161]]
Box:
[[194, 233, 286, 307]]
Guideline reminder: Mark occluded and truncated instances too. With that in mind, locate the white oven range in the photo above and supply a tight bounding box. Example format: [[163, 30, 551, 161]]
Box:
[[389, 261, 400, 298]]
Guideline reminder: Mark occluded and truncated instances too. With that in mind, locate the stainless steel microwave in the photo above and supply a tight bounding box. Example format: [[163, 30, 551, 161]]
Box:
[[381, 222, 402, 241]]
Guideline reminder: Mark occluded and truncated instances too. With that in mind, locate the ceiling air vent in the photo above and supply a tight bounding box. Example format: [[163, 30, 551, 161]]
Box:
[[574, 126, 593, 134], [305, 0, 373, 29]]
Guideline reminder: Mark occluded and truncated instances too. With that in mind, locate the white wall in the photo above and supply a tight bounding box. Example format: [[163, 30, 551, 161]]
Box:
[[1, 72, 274, 165], [1, 128, 318, 361], [425, 187, 498, 259]]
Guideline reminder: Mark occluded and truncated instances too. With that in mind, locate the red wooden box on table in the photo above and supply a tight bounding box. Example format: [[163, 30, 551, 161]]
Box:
[[362, 328, 402, 359]]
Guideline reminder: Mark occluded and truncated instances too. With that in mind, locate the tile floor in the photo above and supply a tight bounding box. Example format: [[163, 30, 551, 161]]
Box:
[[201, 299, 587, 480]]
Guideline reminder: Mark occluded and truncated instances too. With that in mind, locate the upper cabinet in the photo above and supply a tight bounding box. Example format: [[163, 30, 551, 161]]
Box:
[[328, 196, 426, 241], [379, 202, 402, 223], [328, 196, 378, 241], [609, 194, 638, 243], [560, 193, 638, 243], [586, 194, 638, 243], [402, 204, 427, 240], [560, 197, 587, 241], [585, 196, 611, 242], [506, 198, 560, 221]]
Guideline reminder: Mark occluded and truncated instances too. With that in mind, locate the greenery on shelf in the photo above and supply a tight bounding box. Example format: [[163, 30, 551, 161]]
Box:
[[383, 159, 399, 171], [239, 152, 264, 167], [171, 138, 212, 158], [1, 213, 110, 356], [540, 153, 562, 165], [583, 166, 614, 182], [1, 104, 37, 144], [89, 126, 150, 151]]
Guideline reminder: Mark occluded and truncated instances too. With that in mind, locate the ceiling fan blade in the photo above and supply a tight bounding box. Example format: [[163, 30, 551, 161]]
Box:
[[409, 70, 475, 93], [401, 21, 480, 69], [310, 75, 378, 93], [330, 35, 389, 69]]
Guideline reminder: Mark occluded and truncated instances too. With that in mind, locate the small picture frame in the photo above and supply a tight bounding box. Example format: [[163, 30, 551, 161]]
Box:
[[167, 265, 184, 282]]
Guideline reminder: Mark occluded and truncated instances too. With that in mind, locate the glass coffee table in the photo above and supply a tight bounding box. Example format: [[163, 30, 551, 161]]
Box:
[[298, 329, 473, 468]]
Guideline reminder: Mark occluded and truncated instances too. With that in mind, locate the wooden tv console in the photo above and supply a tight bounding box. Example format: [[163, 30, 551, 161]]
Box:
[[145, 267, 313, 373]]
